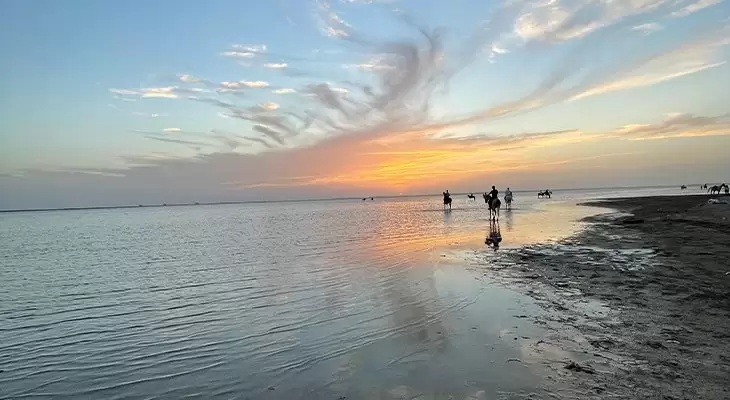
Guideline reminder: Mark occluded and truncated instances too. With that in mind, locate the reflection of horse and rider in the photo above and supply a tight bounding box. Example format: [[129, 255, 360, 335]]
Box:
[[441, 186, 520, 249], [485, 219, 502, 250]]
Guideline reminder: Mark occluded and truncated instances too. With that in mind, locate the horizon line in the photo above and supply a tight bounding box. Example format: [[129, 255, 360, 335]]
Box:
[[0, 183, 702, 214]]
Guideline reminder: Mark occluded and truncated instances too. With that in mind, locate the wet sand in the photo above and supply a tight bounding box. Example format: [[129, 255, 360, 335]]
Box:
[[471, 195, 730, 399]]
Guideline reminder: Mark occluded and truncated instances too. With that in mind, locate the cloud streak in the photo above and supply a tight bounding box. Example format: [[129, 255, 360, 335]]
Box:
[[144, 136, 214, 147], [613, 113, 730, 140], [670, 0, 723, 18]]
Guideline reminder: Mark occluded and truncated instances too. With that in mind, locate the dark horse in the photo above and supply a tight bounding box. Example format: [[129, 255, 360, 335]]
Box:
[[537, 190, 552, 199], [467, 193, 476, 200], [443, 190, 452, 210], [709, 184, 728, 196], [483, 192, 501, 220]]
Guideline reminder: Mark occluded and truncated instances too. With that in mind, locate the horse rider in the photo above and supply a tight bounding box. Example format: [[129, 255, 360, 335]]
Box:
[[489, 186, 499, 201]]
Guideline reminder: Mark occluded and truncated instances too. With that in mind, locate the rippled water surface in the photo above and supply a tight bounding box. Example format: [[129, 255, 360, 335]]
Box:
[[0, 187, 686, 399]]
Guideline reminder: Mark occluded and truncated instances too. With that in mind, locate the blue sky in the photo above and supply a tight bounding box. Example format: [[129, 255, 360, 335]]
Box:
[[1, 0, 729, 208]]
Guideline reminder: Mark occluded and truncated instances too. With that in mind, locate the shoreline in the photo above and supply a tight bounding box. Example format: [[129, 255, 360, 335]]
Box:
[[471, 194, 730, 399]]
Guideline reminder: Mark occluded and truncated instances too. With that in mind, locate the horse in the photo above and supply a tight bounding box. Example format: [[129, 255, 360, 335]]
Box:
[[443, 192, 452, 210], [681, 185, 687, 190], [467, 193, 476, 200], [537, 190, 552, 199], [484, 193, 501, 220], [712, 184, 730, 195], [504, 193, 513, 210]]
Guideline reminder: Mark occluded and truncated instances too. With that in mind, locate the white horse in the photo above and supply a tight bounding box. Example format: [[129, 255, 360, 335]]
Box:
[[504, 192, 513, 210]]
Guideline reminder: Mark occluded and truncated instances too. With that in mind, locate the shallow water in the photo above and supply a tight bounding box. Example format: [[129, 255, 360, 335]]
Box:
[[0, 186, 687, 399]]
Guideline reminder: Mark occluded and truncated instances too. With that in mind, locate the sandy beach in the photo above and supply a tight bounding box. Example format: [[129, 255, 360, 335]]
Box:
[[473, 194, 730, 399]]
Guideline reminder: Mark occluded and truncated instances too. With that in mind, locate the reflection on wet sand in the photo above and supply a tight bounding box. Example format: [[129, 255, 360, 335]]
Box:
[[485, 220, 502, 250], [504, 209, 514, 231]]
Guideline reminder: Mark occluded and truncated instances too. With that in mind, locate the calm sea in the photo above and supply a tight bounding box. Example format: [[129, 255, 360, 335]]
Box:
[[0, 186, 686, 399]]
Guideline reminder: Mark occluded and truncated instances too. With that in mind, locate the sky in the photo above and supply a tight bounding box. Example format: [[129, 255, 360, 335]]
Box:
[[1, 0, 729, 209]]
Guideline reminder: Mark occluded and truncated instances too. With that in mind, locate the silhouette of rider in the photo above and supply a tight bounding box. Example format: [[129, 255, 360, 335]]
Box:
[[489, 185, 499, 200]]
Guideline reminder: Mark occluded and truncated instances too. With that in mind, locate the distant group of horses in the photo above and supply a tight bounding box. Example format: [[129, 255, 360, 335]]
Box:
[[706, 184, 728, 195], [709, 184, 729, 195], [682, 183, 729, 195]]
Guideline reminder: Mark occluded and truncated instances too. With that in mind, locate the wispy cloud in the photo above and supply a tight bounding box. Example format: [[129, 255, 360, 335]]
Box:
[[95, 0, 730, 192], [221, 44, 268, 59], [670, 0, 723, 18], [342, 55, 394, 71], [110, 86, 208, 99], [140, 3, 727, 157], [56, 168, 127, 178], [232, 44, 267, 53], [314, 0, 359, 39], [178, 74, 202, 83], [222, 51, 258, 58], [632, 23, 663, 34], [219, 80, 270, 89], [137, 87, 178, 98], [264, 63, 288, 69], [109, 89, 139, 96], [613, 112, 730, 140], [144, 136, 214, 147], [570, 31, 729, 100], [511, 0, 668, 43], [260, 102, 280, 110], [209, 129, 252, 151], [132, 112, 167, 118], [240, 136, 275, 148]]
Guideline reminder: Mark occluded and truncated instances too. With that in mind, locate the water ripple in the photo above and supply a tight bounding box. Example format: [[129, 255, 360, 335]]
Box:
[[0, 192, 630, 399]]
